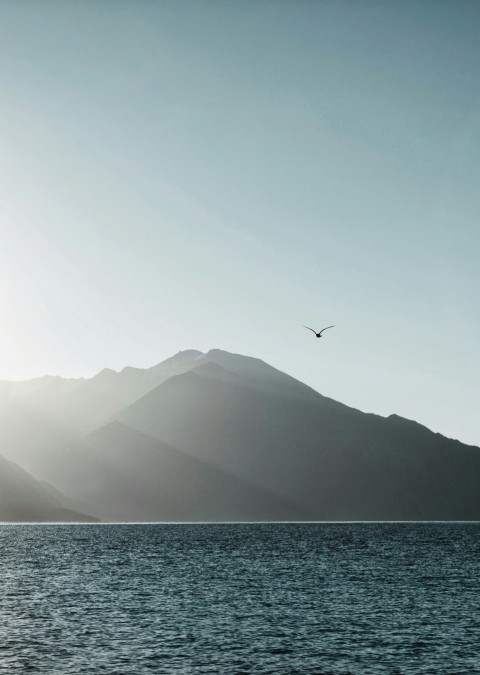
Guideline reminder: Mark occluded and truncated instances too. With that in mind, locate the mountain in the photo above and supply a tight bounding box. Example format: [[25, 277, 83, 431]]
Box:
[[0, 351, 206, 475], [0, 350, 207, 444], [48, 421, 308, 522], [115, 350, 480, 520], [0, 454, 97, 522], [1, 348, 480, 521]]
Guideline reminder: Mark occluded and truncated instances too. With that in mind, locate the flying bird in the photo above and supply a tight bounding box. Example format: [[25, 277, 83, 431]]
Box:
[[303, 325, 334, 338]]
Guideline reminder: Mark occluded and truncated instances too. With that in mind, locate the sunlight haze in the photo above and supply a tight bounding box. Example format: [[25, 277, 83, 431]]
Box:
[[0, 0, 479, 445]]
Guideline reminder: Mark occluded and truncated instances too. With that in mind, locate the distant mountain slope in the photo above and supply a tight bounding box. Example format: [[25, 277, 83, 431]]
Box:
[[116, 355, 480, 520], [49, 421, 308, 522], [1, 348, 480, 521], [0, 454, 97, 522], [0, 400, 81, 479], [0, 349, 319, 440], [116, 361, 368, 504], [0, 351, 208, 475], [0, 374, 83, 403], [0, 350, 208, 439]]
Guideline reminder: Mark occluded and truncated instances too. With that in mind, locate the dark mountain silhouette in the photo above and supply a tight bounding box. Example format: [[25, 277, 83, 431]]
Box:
[[115, 350, 480, 521], [0, 454, 97, 522], [1, 348, 479, 521]]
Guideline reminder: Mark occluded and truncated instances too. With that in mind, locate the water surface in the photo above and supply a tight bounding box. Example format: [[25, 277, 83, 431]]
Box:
[[1, 523, 479, 673]]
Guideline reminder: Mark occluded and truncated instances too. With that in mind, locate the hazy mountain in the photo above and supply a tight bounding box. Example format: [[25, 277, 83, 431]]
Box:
[[0, 350, 206, 441], [49, 421, 307, 522], [1, 348, 480, 521], [0, 454, 97, 522], [0, 399, 80, 479], [116, 350, 480, 520], [0, 374, 83, 403], [0, 352, 206, 475]]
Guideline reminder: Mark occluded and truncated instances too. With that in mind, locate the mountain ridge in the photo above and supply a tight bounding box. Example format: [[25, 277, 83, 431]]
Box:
[[0, 348, 478, 522]]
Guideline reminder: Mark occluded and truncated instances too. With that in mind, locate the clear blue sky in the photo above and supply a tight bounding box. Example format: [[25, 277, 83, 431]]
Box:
[[0, 1, 479, 445]]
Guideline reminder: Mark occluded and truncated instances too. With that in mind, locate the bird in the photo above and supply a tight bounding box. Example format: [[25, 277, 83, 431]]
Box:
[[303, 325, 334, 338]]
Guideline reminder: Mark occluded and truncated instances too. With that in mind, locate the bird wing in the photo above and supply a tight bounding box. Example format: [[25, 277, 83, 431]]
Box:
[[303, 326, 317, 334], [319, 325, 335, 335]]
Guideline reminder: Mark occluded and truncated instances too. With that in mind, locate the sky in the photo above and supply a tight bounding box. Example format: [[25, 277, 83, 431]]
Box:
[[0, 0, 479, 445]]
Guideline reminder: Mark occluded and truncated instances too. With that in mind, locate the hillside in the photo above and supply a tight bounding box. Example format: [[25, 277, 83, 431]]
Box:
[[49, 421, 308, 522], [0, 454, 97, 522], [1, 348, 479, 521]]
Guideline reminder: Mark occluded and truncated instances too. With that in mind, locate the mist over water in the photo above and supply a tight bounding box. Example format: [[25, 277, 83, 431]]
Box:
[[1, 523, 479, 674]]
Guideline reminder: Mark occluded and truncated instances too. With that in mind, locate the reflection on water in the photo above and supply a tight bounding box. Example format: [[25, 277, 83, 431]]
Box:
[[1, 523, 479, 674]]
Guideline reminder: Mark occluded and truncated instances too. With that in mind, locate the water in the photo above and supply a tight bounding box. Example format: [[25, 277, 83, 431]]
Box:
[[1, 523, 480, 674]]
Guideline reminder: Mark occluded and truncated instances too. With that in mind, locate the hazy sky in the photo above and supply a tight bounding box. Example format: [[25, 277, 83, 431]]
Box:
[[0, 1, 479, 445]]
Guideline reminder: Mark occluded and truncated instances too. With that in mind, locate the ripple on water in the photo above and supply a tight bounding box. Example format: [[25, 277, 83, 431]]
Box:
[[0, 523, 479, 674]]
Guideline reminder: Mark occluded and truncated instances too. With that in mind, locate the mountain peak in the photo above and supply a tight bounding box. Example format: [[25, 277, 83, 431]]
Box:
[[148, 350, 204, 377], [2, 347, 480, 522], [93, 367, 118, 381], [172, 349, 204, 360]]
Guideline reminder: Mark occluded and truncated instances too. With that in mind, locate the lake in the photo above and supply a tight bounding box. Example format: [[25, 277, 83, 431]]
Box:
[[1, 523, 479, 673]]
